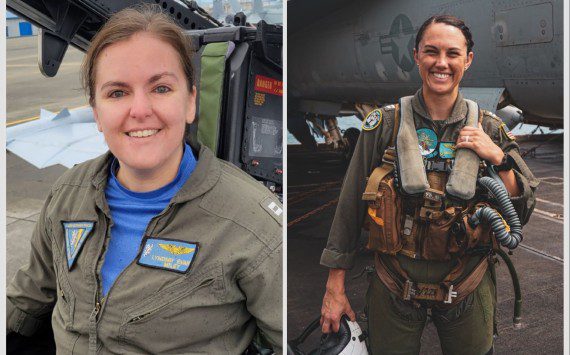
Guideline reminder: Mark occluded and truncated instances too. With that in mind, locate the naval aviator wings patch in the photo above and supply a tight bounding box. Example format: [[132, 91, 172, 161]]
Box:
[[63, 221, 95, 270], [137, 238, 198, 273], [362, 109, 382, 131]]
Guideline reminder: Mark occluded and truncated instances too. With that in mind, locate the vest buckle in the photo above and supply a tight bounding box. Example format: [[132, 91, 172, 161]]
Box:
[[419, 188, 444, 220], [444, 285, 458, 304]]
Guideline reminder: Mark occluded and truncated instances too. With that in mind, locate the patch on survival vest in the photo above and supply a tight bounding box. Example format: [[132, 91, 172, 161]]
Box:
[[261, 196, 283, 225], [499, 123, 515, 141], [439, 142, 456, 159], [416, 128, 438, 158], [63, 221, 95, 270], [362, 109, 382, 131], [137, 238, 198, 273]]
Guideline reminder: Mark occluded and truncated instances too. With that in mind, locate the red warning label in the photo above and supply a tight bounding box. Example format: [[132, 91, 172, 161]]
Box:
[[254, 75, 283, 96]]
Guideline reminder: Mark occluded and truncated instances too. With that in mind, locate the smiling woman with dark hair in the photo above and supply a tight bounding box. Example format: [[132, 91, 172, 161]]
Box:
[[319, 14, 536, 354], [6, 5, 282, 354]]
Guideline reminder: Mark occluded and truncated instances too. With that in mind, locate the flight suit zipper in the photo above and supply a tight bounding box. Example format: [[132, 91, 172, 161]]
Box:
[[90, 202, 177, 351], [59, 286, 66, 302], [88, 213, 111, 355]]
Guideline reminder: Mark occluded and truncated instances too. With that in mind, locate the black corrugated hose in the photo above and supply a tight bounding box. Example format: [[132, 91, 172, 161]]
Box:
[[468, 176, 523, 250]]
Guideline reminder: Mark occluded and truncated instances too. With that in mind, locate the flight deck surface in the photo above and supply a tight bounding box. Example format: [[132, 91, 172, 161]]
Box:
[[287, 138, 563, 353]]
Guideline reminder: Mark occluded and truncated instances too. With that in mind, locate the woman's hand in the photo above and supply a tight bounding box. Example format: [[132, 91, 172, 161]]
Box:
[[455, 123, 504, 165], [321, 269, 356, 333]]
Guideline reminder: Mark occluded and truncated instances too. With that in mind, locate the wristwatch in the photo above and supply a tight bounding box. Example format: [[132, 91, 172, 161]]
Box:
[[495, 153, 514, 171]]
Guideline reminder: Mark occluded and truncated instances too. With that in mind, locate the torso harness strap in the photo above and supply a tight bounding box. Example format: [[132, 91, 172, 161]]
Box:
[[374, 253, 489, 307], [362, 100, 491, 306]]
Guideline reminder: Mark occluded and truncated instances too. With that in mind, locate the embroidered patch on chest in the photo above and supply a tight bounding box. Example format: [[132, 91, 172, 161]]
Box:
[[439, 142, 456, 159], [416, 128, 438, 158], [137, 238, 198, 273], [362, 109, 382, 131], [63, 221, 95, 270]]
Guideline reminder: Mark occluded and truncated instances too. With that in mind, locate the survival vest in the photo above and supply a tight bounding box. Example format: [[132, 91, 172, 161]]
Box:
[[362, 96, 495, 306]]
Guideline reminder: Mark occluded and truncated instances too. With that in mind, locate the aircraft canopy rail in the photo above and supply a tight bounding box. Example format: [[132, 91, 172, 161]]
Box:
[[7, 0, 220, 76]]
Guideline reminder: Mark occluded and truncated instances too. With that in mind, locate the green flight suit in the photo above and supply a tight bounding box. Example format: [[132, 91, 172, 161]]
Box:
[[321, 89, 538, 354], [7, 141, 283, 354]]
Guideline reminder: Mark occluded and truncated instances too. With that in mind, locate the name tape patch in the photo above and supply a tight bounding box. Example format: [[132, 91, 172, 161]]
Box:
[[138, 238, 198, 273], [63, 221, 95, 270], [439, 142, 456, 159]]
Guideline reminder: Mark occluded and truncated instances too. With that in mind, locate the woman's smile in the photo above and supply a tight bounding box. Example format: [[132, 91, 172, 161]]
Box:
[[125, 128, 161, 138], [414, 22, 473, 99], [431, 72, 452, 80]]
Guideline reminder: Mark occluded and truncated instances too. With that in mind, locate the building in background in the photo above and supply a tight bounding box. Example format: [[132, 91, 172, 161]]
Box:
[[6, 11, 38, 38]]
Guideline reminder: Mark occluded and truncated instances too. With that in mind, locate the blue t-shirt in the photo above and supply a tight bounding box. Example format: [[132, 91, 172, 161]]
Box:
[[100, 144, 197, 297]]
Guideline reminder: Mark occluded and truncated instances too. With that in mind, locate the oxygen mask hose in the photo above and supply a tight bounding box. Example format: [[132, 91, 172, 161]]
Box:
[[468, 176, 523, 250], [495, 248, 523, 327], [468, 175, 523, 327]]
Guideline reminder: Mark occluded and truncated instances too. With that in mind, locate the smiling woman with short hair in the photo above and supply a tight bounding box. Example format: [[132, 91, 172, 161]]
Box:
[[6, 5, 282, 354]]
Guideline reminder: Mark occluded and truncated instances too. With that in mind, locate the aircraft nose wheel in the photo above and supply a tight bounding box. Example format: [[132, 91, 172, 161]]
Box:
[[343, 128, 360, 162]]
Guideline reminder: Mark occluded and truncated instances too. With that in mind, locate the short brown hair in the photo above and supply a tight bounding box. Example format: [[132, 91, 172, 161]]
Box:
[[81, 4, 194, 106]]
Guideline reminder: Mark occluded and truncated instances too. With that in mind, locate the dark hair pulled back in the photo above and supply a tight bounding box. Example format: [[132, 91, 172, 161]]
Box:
[[415, 15, 474, 54]]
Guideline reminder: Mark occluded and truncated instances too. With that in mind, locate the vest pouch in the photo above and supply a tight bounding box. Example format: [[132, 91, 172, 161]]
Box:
[[420, 207, 462, 261], [366, 177, 403, 254], [462, 203, 493, 249]]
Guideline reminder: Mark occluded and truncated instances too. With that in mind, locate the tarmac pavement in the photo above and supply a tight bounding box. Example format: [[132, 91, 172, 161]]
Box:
[[7, 36, 87, 124]]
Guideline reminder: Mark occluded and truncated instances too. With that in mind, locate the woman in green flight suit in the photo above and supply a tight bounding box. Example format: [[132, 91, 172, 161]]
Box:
[[319, 15, 537, 354]]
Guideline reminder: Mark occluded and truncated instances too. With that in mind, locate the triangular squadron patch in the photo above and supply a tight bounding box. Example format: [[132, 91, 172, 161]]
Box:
[[63, 221, 95, 270]]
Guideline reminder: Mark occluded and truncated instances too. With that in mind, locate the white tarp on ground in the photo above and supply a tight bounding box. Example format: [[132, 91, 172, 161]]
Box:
[[7, 106, 107, 169]]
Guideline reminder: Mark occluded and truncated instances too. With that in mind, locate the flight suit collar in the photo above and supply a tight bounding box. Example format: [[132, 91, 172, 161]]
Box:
[[171, 140, 222, 203], [87, 140, 221, 205], [412, 88, 468, 125]]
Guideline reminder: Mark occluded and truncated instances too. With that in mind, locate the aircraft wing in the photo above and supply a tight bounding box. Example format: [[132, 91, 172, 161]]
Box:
[[6, 107, 107, 169]]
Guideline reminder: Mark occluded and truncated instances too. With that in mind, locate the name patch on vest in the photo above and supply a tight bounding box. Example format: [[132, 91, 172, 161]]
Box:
[[63, 221, 95, 270], [416, 128, 438, 158], [362, 109, 382, 131], [439, 142, 456, 159], [138, 238, 198, 273]]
